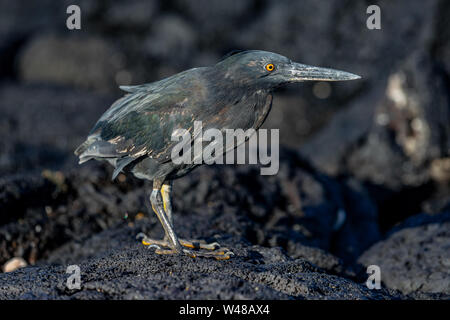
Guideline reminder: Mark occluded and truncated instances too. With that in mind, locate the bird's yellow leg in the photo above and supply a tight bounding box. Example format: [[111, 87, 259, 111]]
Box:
[[137, 180, 234, 260], [147, 186, 183, 253], [148, 182, 224, 250], [160, 182, 173, 226]]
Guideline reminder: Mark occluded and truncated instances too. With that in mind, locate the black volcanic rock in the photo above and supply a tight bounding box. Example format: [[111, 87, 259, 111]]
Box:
[[0, 140, 386, 299], [359, 211, 450, 296], [0, 229, 399, 300]]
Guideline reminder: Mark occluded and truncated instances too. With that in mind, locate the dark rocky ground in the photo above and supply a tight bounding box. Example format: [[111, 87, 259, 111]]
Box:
[[0, 0, 449, 299]]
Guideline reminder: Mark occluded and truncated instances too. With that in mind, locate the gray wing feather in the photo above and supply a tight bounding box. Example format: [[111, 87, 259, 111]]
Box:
[[75, 68, 207, 178]]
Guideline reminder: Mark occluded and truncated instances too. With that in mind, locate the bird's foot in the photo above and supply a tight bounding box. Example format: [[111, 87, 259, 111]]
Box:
[[181, 248, 234, 260], [136, 233, 234, 260]]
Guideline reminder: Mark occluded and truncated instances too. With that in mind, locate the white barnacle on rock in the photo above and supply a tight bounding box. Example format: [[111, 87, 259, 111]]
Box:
[[2, 257, 27, 273], [385, 71, 430, 164], [386, 73, 408, 109]]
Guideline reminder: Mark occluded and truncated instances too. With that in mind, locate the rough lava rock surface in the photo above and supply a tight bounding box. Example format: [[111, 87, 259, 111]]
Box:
[[0, 237, 397, 300], [359, 211, 450, 296], [0, 0, 449, 300]]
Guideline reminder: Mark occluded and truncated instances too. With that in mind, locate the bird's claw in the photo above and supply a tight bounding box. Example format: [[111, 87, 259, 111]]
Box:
[[138, 233, 234, 260], [182, 248, 234, 260], [136, 232, 147, 241]]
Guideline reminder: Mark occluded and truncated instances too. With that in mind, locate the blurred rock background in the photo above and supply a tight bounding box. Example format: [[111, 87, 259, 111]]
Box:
[[0, 0, 449, 299]]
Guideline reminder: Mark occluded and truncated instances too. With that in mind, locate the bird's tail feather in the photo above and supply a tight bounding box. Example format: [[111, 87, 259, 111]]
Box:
[[74, 140, 91, 157], [74, 137, 136, 180]]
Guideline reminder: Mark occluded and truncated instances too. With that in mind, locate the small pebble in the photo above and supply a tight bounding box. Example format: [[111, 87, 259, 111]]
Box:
[[135, 212, 145, 220], [3, 257, 27, 273]]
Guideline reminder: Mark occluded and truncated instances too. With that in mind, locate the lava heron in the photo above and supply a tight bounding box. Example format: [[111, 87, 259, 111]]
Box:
[[75, 50, 360, 259]]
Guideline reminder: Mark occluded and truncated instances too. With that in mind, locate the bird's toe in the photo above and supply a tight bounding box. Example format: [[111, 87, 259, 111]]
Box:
[[179, 239, 220, 250], [182, 248, 234, 260], [136, 232, 170, 248]]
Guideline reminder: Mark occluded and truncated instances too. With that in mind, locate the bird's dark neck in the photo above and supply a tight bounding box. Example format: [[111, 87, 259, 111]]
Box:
[[201, 73, 272, 130], [206, 67, 272, 105]]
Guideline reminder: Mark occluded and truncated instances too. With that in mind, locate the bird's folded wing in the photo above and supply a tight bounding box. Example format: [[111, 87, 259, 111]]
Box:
[[86, 89, 200, 163]]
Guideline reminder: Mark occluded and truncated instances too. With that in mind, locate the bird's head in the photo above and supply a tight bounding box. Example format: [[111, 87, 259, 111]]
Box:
[[215, 50, 360, 90]]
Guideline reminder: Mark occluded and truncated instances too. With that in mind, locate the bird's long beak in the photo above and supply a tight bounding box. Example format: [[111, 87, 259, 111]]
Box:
[[288, 62, 361, 82]]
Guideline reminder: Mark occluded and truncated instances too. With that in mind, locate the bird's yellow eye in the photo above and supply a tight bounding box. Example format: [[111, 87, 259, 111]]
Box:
[[265, 63, 275, 72]]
